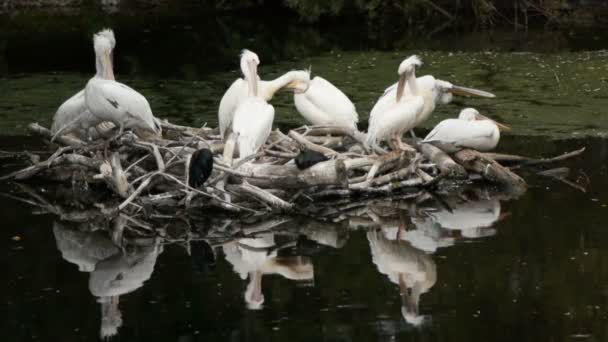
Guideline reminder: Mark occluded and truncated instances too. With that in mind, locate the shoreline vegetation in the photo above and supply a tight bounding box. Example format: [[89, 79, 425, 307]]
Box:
[[1, 0, 607, 29]]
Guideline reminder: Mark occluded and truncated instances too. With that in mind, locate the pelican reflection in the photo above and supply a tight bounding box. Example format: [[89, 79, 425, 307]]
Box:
[[367, 229, 436, 326], [223, 232, 314, 310], [53, 221, 163, 339]]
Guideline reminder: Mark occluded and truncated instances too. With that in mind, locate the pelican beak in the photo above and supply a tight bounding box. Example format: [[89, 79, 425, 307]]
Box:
[[104, 52, 115, 80], [476, 113, 511, 131], [285, 80, 310, 94], [247, 60, 259, 96], [449, 85, 496, 98], [396, 72, 407, 102]]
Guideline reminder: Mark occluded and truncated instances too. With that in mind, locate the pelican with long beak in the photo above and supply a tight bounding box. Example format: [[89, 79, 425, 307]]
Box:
[[51, 29, 117, 141], [367, 55, 424, 151], [84, 31, 161, 137], [219, 49, 310, 140], [379, 74, 496, 133], [423, 107, 510, 153]]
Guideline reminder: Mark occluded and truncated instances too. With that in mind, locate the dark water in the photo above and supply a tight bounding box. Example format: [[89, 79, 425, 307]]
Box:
[[2, 135, 607, 342], [2, 13, 608, 342]]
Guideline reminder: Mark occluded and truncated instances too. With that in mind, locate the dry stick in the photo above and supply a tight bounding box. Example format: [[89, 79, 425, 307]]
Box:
[[417, 143, 467, 178], [509, 147, 586, 170], [159, 173, 260, 214], [0, 145, 71, 180], [227, 183, 293, 211], [288, 130, 338, 156], [28, 123, 84, 147], [109, 152, 130, 198]]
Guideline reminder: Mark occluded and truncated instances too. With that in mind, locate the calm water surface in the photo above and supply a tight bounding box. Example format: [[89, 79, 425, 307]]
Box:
[[1, 18, 608, 342]]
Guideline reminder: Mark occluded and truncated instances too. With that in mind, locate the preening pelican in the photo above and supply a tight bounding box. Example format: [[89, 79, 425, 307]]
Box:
[[367, 230, 436, 326], [218, 49, 309, 140], [231, 51, 288, 158], [51, 29, 117, 140], [223, 233, 314, 310], [294, 76, 359, 130], [85, 31, 161, 137], [423, 108, 510, 153], [380, 75, 496, 130], [367, 55, 424, 151]]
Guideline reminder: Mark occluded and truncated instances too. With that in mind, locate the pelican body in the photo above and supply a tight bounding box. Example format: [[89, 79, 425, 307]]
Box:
[[423, 108, 509, 152], [294, 76, 359, 130], [367, 55, 424, 150], [218, 50, 309, 140], [85, 31, 161, 136]]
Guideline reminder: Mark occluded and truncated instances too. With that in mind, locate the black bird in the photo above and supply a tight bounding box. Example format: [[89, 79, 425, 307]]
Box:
[[188, 148, 214, 187], [295, 149, 328, 170]]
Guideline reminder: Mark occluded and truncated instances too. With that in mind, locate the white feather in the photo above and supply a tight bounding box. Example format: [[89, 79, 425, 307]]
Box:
[[219, 70, 309, 139], [85, 78, 160, 135], [294, 76, 358, 130], [232, 97, 275, 158], [367, 96, 423, 145], [423, 118, 500, 152]]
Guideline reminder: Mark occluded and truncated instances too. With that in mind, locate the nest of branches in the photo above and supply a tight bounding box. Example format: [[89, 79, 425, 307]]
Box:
[[1, 120, 585, 220]]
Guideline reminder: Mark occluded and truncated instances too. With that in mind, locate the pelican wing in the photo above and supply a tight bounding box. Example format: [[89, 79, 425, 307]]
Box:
[[87, 79, 158, 133], [52, 90, 87, 134], [294, 76, 358, 128], [218, 78, 247, 139], [423, 119, 498, 151], [232, 97, 275, 158]]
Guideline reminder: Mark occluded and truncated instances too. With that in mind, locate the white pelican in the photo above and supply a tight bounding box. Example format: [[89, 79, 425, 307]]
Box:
[[425, 197, 503, 238], [367, 230, 436, 326], [423, 108, 510, 153], [51, 29, 117, 140], [218, 49, 309, 140], [380, 75, 496, 130], [85, 31, 161, 137], [294, 75, 359, 130], [231, 51, 302, 158], [367, 55, 424, 151], [223, 233, 314, 309]]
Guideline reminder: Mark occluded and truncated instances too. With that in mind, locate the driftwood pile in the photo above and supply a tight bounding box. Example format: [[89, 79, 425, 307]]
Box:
[[1, 120, 585, 218]]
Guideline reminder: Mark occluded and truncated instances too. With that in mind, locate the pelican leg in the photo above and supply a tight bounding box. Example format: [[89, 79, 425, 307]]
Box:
[[396, 135, 416, 152], [409, 130, 417, 139]]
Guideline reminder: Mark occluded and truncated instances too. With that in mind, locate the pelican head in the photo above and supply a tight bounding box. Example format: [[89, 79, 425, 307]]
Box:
[[399, 275, 425, 326], [240, 49, 260, 96], [93, 31, 115, 80], [459, 107, 511, 131], [97, 28, 116, 49], [434, 79, 496, 106], [283, 70, 311, 94], [396, 55, 422, 102]]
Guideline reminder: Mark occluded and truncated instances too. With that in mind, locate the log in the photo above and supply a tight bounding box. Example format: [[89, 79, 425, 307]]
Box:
[[453, 149, 526, 188], [417, 142, 467, 179]]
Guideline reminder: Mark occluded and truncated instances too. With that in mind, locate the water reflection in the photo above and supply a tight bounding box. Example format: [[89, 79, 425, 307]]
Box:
[[45, 189, 511, 338], [53, 219, 163, 338], [223, 231, 314, 310], [367, 230, 436, 326]]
